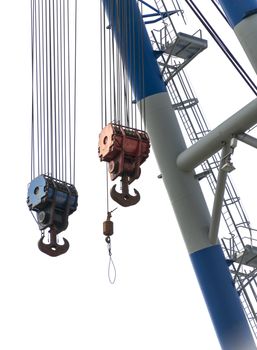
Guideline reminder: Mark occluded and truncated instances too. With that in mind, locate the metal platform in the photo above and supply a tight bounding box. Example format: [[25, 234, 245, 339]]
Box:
[[172, 97, 199, 110], [236, 245, 257, 268], [164, 32, 207, 60], [151, 28, 207, 81]]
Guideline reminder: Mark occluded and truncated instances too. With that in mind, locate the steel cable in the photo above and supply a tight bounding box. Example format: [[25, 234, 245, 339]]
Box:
[[59, 0, 64, 180], [73, 0, 77, 184], [31, 0, 77, 184], [37, 0, 43, 175], [67, 0, 71, 183], [100, 0, 146, 130], [41, 0, 46, 174], [31, 0, 35, 180], [35, 0, 40, 175], [63, 0, 67, 181], [185, 0, 257, 96], [45, 0, 50, 175], [56, 0, 61, 180]]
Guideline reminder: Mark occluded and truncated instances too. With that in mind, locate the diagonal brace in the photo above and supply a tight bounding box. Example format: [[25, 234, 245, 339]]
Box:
[[208, 143, 233, 244]]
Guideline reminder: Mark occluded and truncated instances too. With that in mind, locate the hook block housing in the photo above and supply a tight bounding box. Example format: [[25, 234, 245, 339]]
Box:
[[98, 123, 150, 182], [27, 174, 78, 233]]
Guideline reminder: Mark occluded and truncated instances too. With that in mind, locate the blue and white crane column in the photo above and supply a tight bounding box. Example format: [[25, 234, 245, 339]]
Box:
[[101, 0, 256, 348], [218, 0, 257, 75]]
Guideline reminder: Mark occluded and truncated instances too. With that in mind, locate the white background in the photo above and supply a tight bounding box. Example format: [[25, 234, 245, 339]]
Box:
[[0, 1, 256, 349]]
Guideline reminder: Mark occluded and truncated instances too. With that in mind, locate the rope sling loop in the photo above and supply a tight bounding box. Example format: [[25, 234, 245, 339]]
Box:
[[27, 0, 78, 257]]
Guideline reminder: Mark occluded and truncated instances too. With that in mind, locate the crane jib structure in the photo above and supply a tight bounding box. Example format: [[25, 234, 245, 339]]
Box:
[[101, 0, 257, 348]]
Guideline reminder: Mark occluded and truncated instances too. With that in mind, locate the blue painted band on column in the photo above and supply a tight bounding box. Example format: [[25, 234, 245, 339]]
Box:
[[190, 244, 256, 350], [102, 0, 166, 102], [218, 0, 257, 27]]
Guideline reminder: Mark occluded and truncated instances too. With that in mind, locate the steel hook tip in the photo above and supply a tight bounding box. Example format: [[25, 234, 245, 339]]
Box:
[[38, 235, 70, 257], [110, 184, 140, 207]]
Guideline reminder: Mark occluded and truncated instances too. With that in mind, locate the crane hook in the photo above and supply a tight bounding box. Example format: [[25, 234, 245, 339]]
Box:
[[38, 226, 70, 257], [110, 175, 140, 207]]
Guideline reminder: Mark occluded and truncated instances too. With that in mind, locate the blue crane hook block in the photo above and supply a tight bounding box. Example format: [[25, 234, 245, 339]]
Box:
[[27, 174, 78, 233]]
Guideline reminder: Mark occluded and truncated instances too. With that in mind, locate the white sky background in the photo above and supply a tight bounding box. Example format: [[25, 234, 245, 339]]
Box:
[[0, 1, 256, 349]]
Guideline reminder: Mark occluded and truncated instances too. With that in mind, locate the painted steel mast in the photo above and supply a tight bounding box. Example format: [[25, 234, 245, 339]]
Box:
[[101, 0, 257, 348], [218, 0, 257, 75]]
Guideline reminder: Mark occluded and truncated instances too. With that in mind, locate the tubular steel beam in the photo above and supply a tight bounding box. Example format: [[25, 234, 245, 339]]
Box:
[[177, 98, 257, 172], [237, 133, 257, 149], [208, 144, 230, 244]]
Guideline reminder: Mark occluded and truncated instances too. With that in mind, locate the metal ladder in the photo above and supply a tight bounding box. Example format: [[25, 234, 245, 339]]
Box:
[[149, 0, 257, 338]]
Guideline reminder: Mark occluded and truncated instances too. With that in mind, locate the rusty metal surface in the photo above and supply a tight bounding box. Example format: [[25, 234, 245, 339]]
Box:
[[38, 227, 69, 257], [110, 175, 140, 207]]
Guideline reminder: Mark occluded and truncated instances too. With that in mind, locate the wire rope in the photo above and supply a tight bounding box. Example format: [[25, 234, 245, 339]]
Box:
[[31, 0, 35, 180], [56, 0, 61, 180], [48, 0, 54, 176], [67, 0, 72, 184], [62, 0, 66, 181], [100, 0, 146, 131], [59, 0, 64, 180], [37, 0, 43, 175], [185, 0, 257, 96], [41, 0, 46, 175], [31, 0, 77, 185], [73, 0, 78, 184], [52, 0, 57, 179], [45, 0, 50, 176], [139, 0, 145, 130], [35, 0, 40, 175]]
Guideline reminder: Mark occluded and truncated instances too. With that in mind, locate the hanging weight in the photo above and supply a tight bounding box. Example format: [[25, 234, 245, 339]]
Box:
[[103, 219, 114, 237]]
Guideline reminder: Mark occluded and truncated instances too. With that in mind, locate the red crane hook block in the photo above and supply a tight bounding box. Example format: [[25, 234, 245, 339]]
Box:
[[98, 123, 150, 207], [98, 123, 150, 182]]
